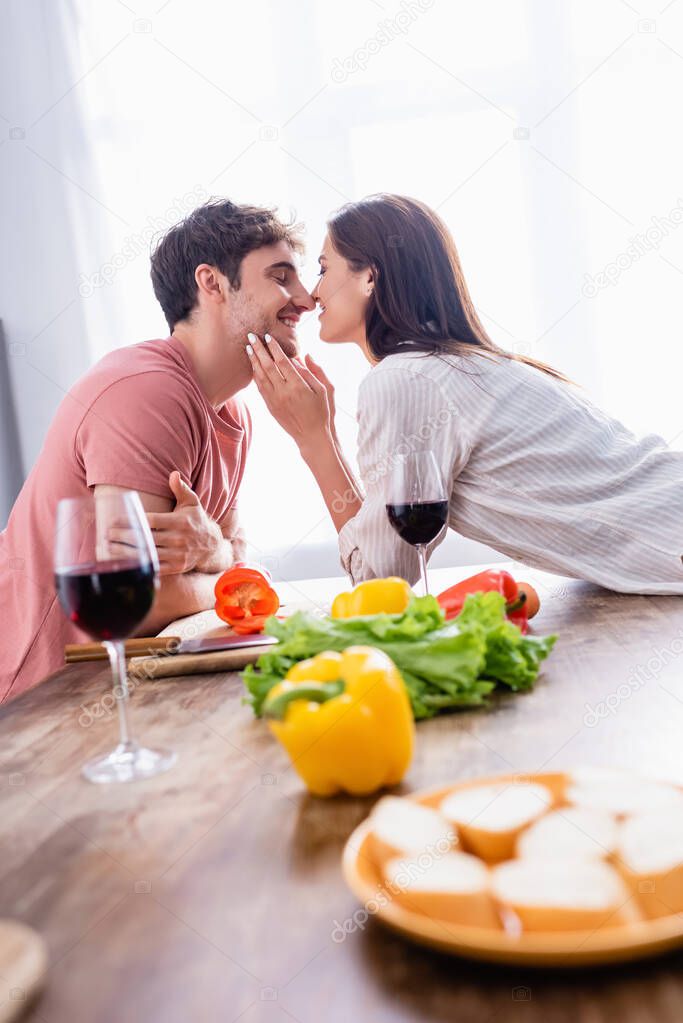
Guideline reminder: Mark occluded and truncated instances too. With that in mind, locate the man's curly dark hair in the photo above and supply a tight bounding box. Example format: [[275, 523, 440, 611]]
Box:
[[150, 198, 304, 330]]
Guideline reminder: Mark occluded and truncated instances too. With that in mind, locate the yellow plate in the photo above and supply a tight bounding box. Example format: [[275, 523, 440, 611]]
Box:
[[341, 771, 683, 967]]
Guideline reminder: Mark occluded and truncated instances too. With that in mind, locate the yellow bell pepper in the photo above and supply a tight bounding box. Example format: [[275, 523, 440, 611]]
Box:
[[331, 577, 412, 619], [263, 646, 415, 797]]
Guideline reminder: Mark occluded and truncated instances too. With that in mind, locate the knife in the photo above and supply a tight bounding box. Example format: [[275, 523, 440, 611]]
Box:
[[174, 633, 279, 655], [65, 632, 278, 663]]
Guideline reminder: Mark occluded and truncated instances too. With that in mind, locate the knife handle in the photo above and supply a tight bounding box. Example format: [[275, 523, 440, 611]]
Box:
[[64, 637, 181, 664]]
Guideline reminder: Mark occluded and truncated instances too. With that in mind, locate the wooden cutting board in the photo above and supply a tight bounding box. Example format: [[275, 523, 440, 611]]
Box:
[[0, 921, 47, 1022], [128, 643, 266, 679], [127, 601, 325, 680]]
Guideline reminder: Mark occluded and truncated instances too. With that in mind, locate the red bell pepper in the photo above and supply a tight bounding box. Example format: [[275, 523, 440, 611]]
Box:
[[230, 615, 271, 635], [214, 563, 280, 634], [505, 594, 529, 635], [437, 570, 518, 617], [437, 570, 530, 634]]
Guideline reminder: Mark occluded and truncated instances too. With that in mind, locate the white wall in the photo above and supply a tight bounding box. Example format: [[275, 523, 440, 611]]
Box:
[[3, 0, 683, 579]]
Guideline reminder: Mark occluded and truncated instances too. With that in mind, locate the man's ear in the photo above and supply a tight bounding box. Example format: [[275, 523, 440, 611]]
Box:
[[195, 264, 224, 306]]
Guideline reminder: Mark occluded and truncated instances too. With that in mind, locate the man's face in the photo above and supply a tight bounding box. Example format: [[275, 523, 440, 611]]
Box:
[[226, 241, 315, 357]]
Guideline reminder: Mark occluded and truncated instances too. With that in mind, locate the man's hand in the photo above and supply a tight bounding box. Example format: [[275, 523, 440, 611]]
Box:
[[109, 471, 223, 576], [154, 471, 226, 574]]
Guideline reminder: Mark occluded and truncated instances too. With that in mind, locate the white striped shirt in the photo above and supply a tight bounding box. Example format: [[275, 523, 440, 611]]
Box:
[[338, 350, 683, 593]]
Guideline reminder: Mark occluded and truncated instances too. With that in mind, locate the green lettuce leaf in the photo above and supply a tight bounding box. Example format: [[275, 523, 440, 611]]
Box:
[[242, 591, 557, 720], [456, 591, 557, 691]]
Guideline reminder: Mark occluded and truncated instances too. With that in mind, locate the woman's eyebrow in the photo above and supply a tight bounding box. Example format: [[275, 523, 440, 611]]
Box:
[[318, 255, 327, 264]]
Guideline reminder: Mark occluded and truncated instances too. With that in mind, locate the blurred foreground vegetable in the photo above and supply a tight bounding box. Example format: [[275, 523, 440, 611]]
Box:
[[263, 647, 414, 796]]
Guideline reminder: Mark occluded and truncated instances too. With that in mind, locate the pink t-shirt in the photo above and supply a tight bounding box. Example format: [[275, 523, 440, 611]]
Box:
[[0, 335, 251, 702]]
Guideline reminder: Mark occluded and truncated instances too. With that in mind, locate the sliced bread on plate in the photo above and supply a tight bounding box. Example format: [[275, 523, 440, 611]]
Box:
[[566, 770, 683, 817], [517, 806, 618, 861], [616, 811, 683, 918], [440, 782, 553, 862], [367, 796, 455, 868], [491, 858, 631, 931], [383, 851, 499, 928]]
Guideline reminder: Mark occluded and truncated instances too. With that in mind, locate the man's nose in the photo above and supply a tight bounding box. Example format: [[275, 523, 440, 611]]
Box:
[[292, 284, 316, 312]]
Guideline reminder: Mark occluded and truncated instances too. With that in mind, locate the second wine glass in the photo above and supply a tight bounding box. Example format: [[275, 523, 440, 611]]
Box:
[[54, 491, 177, 784], [386, 451, 448, 595]]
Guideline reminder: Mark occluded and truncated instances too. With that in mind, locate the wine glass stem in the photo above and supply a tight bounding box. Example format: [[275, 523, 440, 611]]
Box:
[[104, 640, 133, 748], [417, 544, 429, 596]]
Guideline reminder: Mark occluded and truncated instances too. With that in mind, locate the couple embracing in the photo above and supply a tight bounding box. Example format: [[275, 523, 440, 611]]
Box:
[[2, 193, 682, 701]]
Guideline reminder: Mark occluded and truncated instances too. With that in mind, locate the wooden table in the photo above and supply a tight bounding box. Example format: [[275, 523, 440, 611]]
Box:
[[3, 565, 683, 1022]]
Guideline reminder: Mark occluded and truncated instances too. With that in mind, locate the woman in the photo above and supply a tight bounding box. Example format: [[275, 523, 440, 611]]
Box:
[[246, 194, 683, 593]]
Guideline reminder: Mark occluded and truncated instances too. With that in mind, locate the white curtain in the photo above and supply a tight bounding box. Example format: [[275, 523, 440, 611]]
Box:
[[0, 0, 121, 520], [3, 0, 683, 576]]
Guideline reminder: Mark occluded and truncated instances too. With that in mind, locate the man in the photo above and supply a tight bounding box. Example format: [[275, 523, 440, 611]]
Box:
[[0, 199, 315, 701]]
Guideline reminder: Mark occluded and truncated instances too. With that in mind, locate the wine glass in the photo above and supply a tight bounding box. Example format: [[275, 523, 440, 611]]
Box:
[[54, 491, 177, 784], [386, 451, 449, 595]]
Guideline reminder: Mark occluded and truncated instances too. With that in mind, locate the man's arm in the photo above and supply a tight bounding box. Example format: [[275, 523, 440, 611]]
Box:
[[215, 504, 247, 565], [94, 483, 229, 635], [135, 568, 223, 636], [139, 504, 247, 634], [103, 471, 242, 574], [171, 505, 245, 576], [133, 472, 239, 576]]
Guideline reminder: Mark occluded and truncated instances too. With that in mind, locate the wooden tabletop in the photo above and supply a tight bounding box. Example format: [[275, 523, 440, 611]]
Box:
[[3, 565, 683, 1022]]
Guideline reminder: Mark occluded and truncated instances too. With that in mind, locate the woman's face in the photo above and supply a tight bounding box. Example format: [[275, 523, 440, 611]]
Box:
[[311, 233, 372, 345]]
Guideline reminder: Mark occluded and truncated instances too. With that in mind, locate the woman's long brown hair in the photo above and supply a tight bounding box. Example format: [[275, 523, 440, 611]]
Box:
[[327, 194, 570, 383]]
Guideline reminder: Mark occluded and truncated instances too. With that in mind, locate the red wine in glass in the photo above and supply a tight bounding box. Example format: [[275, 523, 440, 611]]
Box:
[[386, 451, 448, 595], [54, 491, 176, 784], [55, 559, 157, 641], [386, 500, 449, 546]]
